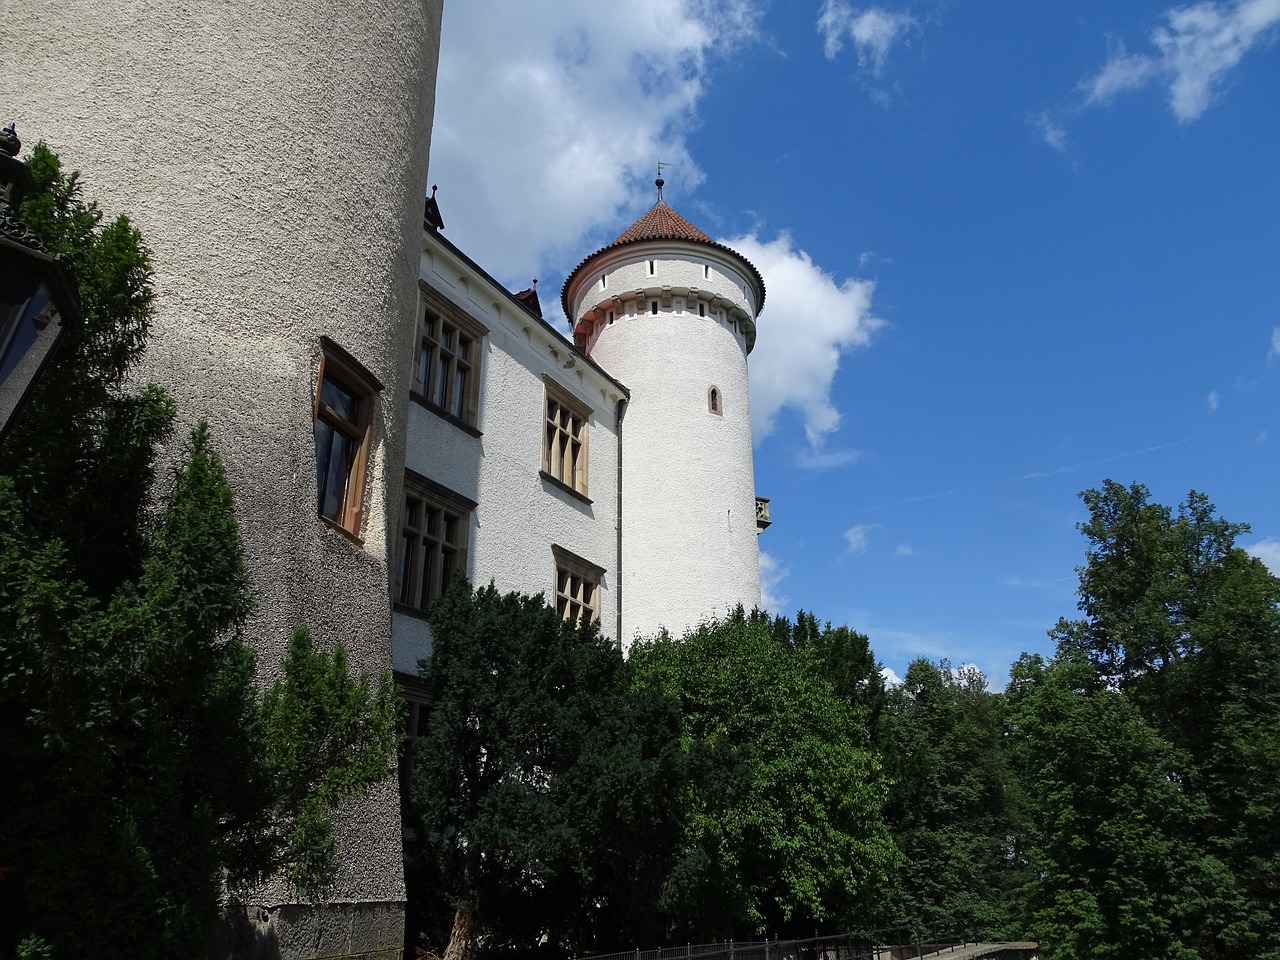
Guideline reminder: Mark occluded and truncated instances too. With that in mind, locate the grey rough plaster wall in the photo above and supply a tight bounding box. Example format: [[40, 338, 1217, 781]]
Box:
[[2, 0, 446, 951]]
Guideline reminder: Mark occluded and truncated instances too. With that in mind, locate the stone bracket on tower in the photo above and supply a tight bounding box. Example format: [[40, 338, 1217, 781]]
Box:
[[755, 496, 772, 534]]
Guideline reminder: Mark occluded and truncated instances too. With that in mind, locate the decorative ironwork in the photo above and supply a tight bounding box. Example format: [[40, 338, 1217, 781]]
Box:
[[0, 123, 45, 251]]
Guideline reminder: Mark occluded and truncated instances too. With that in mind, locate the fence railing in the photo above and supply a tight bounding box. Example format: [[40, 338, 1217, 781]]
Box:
[[579, 926, 976, 960]]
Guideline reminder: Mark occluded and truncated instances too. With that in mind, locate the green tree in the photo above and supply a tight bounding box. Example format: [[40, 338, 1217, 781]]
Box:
[[406, 578, 680, 960], [1052, 481, 1280, 957], [1005, 653, 1198, 960], [0, 146, 400, 958], [777, 610, 889, 742], [877, 659, 1026, 940], [630, 610, 895, 940]]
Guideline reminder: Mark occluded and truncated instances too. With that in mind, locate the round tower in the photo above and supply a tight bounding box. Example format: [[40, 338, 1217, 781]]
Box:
[[3, 3, 444, 955], [563, 180, 765, 645]]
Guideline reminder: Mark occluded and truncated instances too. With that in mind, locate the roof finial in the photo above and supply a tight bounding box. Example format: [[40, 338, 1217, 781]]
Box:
[[655, 160, 672, 207]]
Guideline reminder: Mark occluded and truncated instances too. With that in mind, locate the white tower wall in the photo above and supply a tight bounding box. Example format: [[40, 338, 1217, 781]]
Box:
[[3, 3, 444, 956], [570, 242, 762, 645]]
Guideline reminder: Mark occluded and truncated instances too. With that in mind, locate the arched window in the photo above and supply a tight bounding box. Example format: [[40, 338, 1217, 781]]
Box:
[[708, 386, 722, 415]]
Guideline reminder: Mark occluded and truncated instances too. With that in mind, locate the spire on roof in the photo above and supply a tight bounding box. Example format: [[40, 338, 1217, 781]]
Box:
[[655, 159, 673, 207], [512, 278, 542, 318], [423, 184, 444, 231]]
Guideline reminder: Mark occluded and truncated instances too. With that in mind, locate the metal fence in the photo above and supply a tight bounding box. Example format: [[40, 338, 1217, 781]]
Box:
[[579, 926, 974, 960]]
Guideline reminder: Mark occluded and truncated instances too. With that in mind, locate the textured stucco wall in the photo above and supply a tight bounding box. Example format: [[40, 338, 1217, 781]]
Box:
[[572, 246, 763, 645], [394, 237, 623, 674], [2, 0, 445, 953]]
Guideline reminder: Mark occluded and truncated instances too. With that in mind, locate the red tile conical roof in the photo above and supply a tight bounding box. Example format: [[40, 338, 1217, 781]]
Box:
[[610, 203, 713, 245], [561, 199, 766, 322]]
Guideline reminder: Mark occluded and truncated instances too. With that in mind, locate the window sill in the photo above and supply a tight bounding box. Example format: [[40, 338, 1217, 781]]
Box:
[[540, 470, 593, 505], [393, 602, 433, 623], [318, 514, 365, 547], [409, 392, 483, 438]]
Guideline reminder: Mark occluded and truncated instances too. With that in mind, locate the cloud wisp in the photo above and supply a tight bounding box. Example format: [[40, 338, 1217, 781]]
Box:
[[728, 232, 882, 449], [759, 550, 791, 613], [818, 1, 921, 76], [844, 523, 877, 554], [1079, 0, 1280, 122], [1009, 439, 1191, 482], [1246, 537, 1280, 575]]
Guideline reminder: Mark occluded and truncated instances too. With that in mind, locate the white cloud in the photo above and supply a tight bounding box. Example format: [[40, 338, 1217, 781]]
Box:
[[430, 4, 879, 455], [1080, 0, 1280, 122], [429, 1, 765, 285], [844, 523, 875, 553], [1029, 110, 1068, 151], [1247, 537, 1280, 575], [793, 446, 862, 470], [726, 233, 882, 447], [895, 542, 914, 557], [1208, 389, 1221, 411], [759, 550, 790, 613], [1269, 325, 1280, 359], [818, 1, 920, 76]]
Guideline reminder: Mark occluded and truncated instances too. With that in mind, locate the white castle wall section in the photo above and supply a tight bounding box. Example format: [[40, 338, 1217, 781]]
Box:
[[572, 245, 762, 645], [2, 2, 444, 955], [394, 236, 623, 675]]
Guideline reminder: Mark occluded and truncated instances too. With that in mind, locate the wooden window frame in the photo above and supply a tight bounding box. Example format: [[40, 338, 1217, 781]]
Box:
[[541, 376, 590, 499], [551, 544, 604, 627], [313, 338, 382, 537], [394, 470, 475, 618], [413, 284, 487, 431]]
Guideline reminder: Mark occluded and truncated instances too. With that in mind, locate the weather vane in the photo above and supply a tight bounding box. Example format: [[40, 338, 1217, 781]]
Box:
[[656, 159, 673, 204]]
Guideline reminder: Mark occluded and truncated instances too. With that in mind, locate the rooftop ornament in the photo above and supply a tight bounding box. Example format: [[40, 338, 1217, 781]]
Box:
[[0, 122, 82, 443]]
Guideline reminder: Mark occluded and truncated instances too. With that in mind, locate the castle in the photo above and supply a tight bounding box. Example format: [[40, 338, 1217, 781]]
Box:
[[3, 3, 767, 956]]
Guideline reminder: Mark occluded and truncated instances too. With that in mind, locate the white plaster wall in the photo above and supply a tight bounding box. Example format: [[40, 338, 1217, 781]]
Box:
[[395, 237, 621, 675], [585, 251, 761, 328], [3, 2, 444, 955], [576, 247, 763, 645]]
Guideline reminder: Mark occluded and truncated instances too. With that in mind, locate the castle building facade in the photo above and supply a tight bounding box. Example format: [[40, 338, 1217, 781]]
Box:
[[3, 5, 768, 957], [395, 185, 768, 695]]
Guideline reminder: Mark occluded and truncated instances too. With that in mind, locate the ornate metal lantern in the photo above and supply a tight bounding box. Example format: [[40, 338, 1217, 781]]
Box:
[[0, 122, 82, 443]]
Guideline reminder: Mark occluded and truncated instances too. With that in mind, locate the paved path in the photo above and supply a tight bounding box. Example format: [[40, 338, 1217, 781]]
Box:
[[914, 944, 1037, 960]]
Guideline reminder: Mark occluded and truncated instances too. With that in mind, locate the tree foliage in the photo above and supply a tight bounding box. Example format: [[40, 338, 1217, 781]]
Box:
[[878, 659, 1026, 940], [630, 610, 896, 940], [1019, 481, 1280, 959], [1006, 652, 1198, 960], [0, 146, 400, 959], [406, 578, 680, 960]]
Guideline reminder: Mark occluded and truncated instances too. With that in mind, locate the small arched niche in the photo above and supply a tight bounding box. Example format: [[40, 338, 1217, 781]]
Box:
[[708, 385, 723, 416]]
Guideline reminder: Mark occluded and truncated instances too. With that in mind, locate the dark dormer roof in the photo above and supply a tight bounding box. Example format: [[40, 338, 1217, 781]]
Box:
[[512, 280, 542, 319], [561, 199, 766, 321], [423, 185, 444, 232]]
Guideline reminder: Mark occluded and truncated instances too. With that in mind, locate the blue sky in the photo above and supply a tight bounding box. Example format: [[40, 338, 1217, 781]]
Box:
[[428, 0, 1280, 687]]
